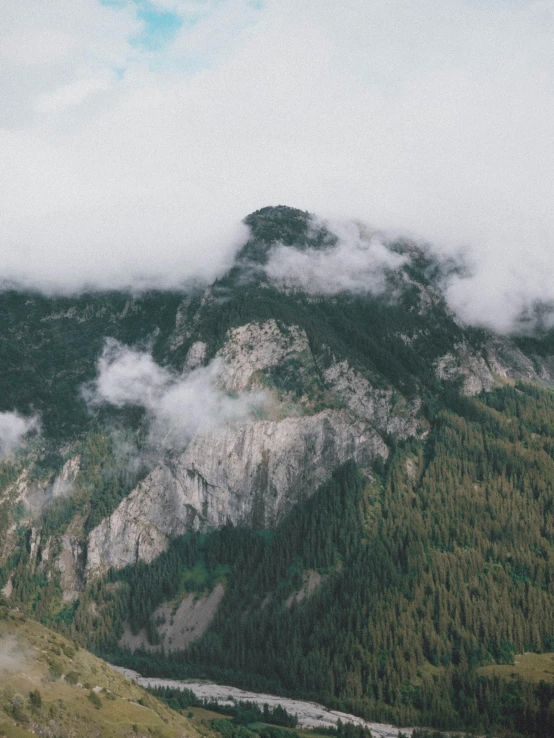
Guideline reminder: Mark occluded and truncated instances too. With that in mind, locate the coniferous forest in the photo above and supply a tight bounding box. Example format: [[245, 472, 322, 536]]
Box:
[[2, 210, 554, 737], [36, 382, 554, 737], [3, 0, 554, 732]]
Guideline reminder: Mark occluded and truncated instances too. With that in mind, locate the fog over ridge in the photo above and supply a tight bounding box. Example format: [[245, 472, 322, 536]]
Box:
[[83, 338, 265, 451], [0, 412, 40, 460], [0, 0, 552, 332], [264, 218, 408, 297]]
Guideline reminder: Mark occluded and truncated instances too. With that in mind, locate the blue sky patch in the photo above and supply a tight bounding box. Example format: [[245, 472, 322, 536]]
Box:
[[130, 1, 183, 52]]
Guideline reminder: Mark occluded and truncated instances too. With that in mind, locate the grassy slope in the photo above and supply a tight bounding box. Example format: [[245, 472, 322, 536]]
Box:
[[479, 653, 554, 684], [0, 605, 209, 738]]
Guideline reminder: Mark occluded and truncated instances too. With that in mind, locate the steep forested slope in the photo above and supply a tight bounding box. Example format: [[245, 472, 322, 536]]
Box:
[[63, 384, 554, 736], [2, 206, 554, 737]]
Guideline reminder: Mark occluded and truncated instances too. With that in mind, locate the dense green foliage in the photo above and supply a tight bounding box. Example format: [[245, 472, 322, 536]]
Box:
[[0, 428, 148, 617], [208, 720, 374, 738], [4, 208, 554, 738], [148, 687, 298, 728], [58, 384, 554, 736], [209, 721, 301, 738], [0, 290, 188, 441]]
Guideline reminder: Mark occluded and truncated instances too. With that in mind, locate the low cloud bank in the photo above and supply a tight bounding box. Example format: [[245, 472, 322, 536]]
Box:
[[84, 339, 264, 450], [0, 635, 28, 676], [443, 247, 554, 335], [264, 216, 554, 336], [1, 0, 553, 331], [265, 219, 407, 296], [0, 412, 40, 459]]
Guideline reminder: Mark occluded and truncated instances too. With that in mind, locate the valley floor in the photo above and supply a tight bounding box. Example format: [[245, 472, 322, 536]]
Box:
[[110, 666, 414, 738]]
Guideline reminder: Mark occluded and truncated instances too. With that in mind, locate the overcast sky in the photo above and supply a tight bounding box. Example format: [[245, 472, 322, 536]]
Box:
[[1, 0, 553, 331]]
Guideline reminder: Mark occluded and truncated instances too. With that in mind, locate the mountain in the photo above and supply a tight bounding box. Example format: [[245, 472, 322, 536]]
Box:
[[2, 206, 554, 736]]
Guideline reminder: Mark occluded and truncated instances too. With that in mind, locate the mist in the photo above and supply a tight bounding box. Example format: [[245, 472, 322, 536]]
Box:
[[0, 1, 553, 330], [83, 339, 264, 450], [0, 635, 28, 676], [265, 219, 407, 296], [0, 412, 40, 459]]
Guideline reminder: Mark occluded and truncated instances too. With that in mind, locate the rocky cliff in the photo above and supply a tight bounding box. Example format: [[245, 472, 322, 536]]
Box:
[[3, 204, 554, 605], [86, 320, 396, 575]]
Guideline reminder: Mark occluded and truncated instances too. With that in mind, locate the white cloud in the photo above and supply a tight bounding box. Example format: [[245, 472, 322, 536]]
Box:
[[35, 72, 116, 114], [84, 339, 264, 449], [265, 219, 406, 296], [0, 412, 40, 459], [0, 1, 553, 330], [0, 635, 29, 676], [169, 0, 260, 63], [0, 1, 139, 125], [147, 0, 212, 11]]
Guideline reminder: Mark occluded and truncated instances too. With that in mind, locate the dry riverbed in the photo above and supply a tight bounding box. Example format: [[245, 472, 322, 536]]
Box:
[[110, 666, 413, 738]]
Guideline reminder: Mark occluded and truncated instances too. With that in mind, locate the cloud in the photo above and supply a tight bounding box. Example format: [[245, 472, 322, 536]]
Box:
[[442, 241, 554, 333], [35, 72, 117, 114], [83, 339, 264, 448], [0, 635, 28, 676], [168, 0, 261, 64], [0, 412, 40, 459], [0, 0, 139, 125], [265, 218, 407, 296], [0, 1, 553, 330]]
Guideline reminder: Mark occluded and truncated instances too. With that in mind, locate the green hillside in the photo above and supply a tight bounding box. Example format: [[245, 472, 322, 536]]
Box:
[[0, 603, 206, 738], [55, 383, 554, 736]]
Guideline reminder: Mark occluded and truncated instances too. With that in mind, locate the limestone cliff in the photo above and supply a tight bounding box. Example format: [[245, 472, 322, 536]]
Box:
[[86, 318, 420, 576], [86, 408, 387, 575], [436, 338, 554, 396], [4, 204, 554, 606]]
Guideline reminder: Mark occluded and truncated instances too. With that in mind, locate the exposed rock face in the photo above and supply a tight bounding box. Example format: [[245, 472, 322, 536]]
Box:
[[486, 337, 554, 383], [0, 470, 50, 562], [51, 456, 80, 499], [436, 344, 496, 396], [436, 338, 554, 397], [57, 533, 85, 603], [87, 408, 387, 576], [217, 319, 312, 392], [119, 583, 225, 653], [85, 319, 426, 577], [0, 577, 13, 598], [183, 341, 207, 372], [323, 359, 420, 437]]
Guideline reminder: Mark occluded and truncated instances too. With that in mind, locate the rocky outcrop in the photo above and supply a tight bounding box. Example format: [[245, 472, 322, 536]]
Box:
[[217, 319, 313, 392], [436, 344, 496, 396], [86, 408, 386, 576], [486, 337, 554, 384], [51, 456, 80, 499], [0, 577, 13, 598], [323, 359, 420, 437], [57, 533, 85, 602], [0, 470, 50, 563], [85, 319, 426, 577], [183, 341, 207, 372], [119, 582, 225, 653], [436, 338, 554, 396]]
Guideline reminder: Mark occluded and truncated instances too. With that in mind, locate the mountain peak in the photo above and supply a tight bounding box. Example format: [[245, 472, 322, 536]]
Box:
[[236, 205, 336, 269]]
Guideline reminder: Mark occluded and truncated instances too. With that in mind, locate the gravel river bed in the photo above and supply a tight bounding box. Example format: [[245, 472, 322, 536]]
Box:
[[110, 666, 413, 738]]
